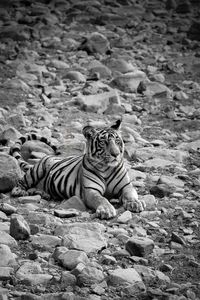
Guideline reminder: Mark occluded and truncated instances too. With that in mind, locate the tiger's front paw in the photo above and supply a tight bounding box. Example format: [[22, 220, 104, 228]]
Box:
[[123, 197, 146, 213], [11, 186, 29, 197], [96, 202, 116, 219]]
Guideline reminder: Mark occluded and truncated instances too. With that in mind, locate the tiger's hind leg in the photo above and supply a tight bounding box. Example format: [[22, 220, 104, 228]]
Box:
[[11, 156, 52, 198]]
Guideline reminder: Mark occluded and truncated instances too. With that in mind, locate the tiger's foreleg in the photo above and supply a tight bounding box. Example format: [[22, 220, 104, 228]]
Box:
[[120, 183, 146, 213], [83, 189, 116, 219]]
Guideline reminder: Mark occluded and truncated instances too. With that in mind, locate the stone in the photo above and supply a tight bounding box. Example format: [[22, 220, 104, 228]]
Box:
[[108, 268, 143, 286], [63, 71, 86, 83], [126, 236, 154, 257], [0, 203, 17, 215], [16, 261, 52, 286], [61, 271, 77, 288], [75, 89, 121, 114], [0, 230, 18, 247], [112, 70, 147, 92], [0, 153, 21, 192], [150, 184, 173, 198], [78, 32, 111, 55], [100, 254, 117, 265], [134, 264, 170, 284], [171, 232, 186, 245], [31, 234, 61, 250], [117, 211, 132, 223], [58, 196, 87, 212], [75, 262, 105, 286], [0, 244, 17, 266], [0, 267, 13, 280], [140, 195, 157, 210], [188, 20, 200, 41], [10, 214, 31, 240], [54, 208, 80, 218], [107, 58, 135, 74], [60, 223, 107, 254], [58, 249, 89, 270], [0, 211, 8, 221]]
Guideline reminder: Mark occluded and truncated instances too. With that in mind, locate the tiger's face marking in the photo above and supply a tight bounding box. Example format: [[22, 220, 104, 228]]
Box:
[[83, 120, 124, 167]]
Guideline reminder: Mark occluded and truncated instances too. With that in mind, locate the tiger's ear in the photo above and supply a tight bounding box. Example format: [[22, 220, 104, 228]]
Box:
[[82, 126, 97, 139], [110, 119, 122, 130]]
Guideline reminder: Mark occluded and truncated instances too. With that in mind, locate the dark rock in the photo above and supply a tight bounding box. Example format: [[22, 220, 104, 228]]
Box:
[[125, 236, 154, 257]]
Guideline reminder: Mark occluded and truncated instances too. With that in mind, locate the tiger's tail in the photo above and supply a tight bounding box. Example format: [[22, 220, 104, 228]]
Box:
[[9, 134, 58, 172]]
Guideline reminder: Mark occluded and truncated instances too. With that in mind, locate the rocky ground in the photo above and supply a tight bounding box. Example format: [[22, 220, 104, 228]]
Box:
[[0, 0, 200, 299]]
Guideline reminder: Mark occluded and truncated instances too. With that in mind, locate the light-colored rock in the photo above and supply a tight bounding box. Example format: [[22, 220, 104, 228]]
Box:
[[0, 153, 22, 192], [79, 32, 111, 54], [108, 268, 143, 286], [0, 244, 17, 266], [112, 70, 147, 92], [0, 203, 17, 215], [134, 264, 170, 284], [140, 195, 157, 211], [75, 89, 121, 114], [0, 230, 18, 247], [63, 71, 86, 83], [58, 249, 89, 270], [117, 211, 132, 223], [58, 196, 87, 212]]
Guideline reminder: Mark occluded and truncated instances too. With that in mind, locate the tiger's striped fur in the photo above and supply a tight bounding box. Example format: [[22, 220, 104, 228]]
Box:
[[10, 120, 145, 219]]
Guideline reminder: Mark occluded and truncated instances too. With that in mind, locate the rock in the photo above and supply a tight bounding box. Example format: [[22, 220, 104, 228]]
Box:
[[7, 113, 26, 128], [57, 249, 89, 270], [61, 271, 77, 288], [75, 89, 121, 114], [112, 70, 147, 92], [140, 195, 157, 210], [150, 184, 173, 198], [126, 236, 154, 257], [31, 234, 61, 250], [117, 211, 132, 223], [171, 232, 186, 245], [108, 267, 143, 286], [88, 61, 112, 79], [49, 59, 69, 69], [106, 58, 135, 74], [10, 214, 31, 240], [100, 254, 117, 265], [0, 267, 13, 280], [63, 71, 86, 83], [54, 208, 80, 218], [0, 153, 22, 192], [188, 20, 200, 41], [0, 230, 18, 247], [18, 195, 42, 204], [58, 196, 87, 212], [176, 0, 191, 13], [0, 244, 17, 266], [134, 265, 170, 284], [59, 223, 107, 254], [74, 262, 105, 286], [0, 211, 8, 221], [78, 32, 111, 55], [0, 203, 17, 215], [16, 261, 53, 286]]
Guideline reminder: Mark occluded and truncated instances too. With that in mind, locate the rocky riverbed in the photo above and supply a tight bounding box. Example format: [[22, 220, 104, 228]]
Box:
[[0, 0, 200, 299]]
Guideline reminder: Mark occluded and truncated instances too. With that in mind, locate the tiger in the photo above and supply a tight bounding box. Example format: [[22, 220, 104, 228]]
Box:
[[9, 119, 145, 219]]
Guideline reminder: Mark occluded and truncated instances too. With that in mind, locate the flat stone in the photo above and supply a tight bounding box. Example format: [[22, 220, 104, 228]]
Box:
[[78, 32, 111, 55], [75, 89, 121, 114], [134, 265, 170, 284], [60, 223, 107, 254], [31, 234, 61, 250], [126, 236, 154, 257], [112, 70, 147, 92], [58, 196, 87, 212], [108, 268, 143, 286], [10, 214, 30, 240], [140, 195, 157, 211], [54, 208, 80, 218]]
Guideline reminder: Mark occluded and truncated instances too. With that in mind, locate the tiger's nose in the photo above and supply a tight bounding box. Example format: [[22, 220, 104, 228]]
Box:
[[110, 147, 120, 157]]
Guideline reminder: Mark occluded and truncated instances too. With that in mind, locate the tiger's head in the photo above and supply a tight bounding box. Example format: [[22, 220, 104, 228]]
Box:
[[83, 119, 124, 168]]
